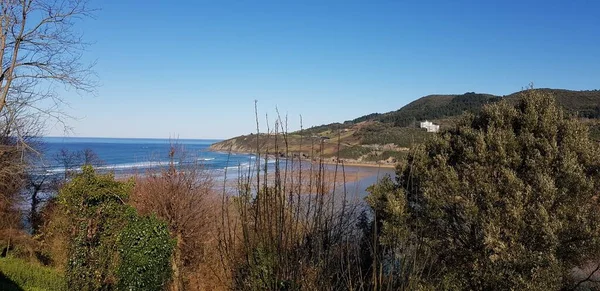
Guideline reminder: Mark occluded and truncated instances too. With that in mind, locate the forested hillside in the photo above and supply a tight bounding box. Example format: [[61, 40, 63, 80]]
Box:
[[211, 89, 600, 164], [301, 89, 600, 132]]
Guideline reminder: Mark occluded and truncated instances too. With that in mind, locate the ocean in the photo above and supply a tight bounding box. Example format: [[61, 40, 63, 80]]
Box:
[[39, 137, 256, 175], [37, 137, 391, 197]]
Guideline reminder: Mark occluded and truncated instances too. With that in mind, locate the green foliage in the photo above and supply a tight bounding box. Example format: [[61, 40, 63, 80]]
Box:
[[378, 92, 501, 127], [369, 90, 600, 290], [298, 122, 347, 136], [337, 145, 372, 159], [364, 150, 408, 162], [352, 112, 382, 123], [60, 166, 135, 290], [363, 176, 432, 290], [295, 89, 600, 143], [215, 89, 600, 165], [505, 89, 600, 119], [228, 175, 365, 291], [59, 166, 174, 291], [0, 257, 66, 291], [117, 215, 174, 291], [355, 123, 433, 147], [366, 175, 409, 247], [589, 122, 600, 141], [234, 245, 297, 290]]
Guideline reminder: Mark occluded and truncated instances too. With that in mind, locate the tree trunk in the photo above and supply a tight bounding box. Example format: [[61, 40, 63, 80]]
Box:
[[30, 185, 41, 234], [171, 233, 183, 291]]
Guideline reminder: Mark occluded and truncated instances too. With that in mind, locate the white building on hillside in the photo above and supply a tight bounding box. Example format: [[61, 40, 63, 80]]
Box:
[[420, 120, 440, 133]]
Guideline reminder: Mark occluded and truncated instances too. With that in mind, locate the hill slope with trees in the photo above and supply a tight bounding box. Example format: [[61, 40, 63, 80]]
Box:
[[210, 89, 600, 164], [365, 89, 600, 290]]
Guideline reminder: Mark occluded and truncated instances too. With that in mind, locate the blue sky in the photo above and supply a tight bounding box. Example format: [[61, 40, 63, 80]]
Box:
[[48, 0, 600, 139]]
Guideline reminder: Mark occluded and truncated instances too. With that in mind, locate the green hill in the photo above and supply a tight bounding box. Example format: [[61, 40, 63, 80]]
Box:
[[302, 89, 600, 131], [210, 89, 600, 164], [376, 92, 501, 127], [506, 89, 600, 118]]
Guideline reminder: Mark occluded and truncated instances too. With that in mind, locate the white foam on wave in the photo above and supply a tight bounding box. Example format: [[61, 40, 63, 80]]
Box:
[[224, 162, 251, 171], [222, 157, 278, 171], [197, 158, 215, 161], [43, 161, 175, 174], [98, 161, 173, 170]]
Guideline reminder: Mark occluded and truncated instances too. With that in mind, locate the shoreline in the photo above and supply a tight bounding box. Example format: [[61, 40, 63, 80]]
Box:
[[209, 148, 398, 170], [319, 159, 396, 169]]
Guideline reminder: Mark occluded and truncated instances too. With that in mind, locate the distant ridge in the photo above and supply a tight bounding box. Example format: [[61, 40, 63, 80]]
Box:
[[211, 88, 600, 165], [303, 88, 600, 133]]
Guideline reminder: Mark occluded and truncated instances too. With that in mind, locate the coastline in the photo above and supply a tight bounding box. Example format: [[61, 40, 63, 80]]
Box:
[[209, 148, 398, 170], [207, 146, 396, 198], [320, 159, 396, 169]]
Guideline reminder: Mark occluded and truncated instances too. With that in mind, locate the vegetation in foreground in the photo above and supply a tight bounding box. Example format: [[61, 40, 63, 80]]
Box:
[[367, 90, 600, 290], [3, 89, 600, 291], [0, 0, 599, 289], [0, 257, 66, 291]]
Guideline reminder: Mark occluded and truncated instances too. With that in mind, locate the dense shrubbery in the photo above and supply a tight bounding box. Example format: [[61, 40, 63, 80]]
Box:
[[364, 150, 407, 162], [4, 89, 600, 291], [508, 89, 600, 119], [117, 215, 174, 291], [219, 147, 369, 290], [589, 122, 600, 141], [337, 145, 372, 159], [354, 122, 432, 147], [367, 90, 600, 290], [378, 92, 501, 127], [60, 166, 135, 290], [56, 166, 174, 290], [131, 163, 219, 291]]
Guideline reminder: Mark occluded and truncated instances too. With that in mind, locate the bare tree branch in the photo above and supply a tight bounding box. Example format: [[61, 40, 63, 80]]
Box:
[[0, 0, 96, 149]]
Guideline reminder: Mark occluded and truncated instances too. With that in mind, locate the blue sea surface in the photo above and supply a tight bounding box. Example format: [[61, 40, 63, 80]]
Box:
[[37, 137, 391, 198], [40, 137, 256, 175]]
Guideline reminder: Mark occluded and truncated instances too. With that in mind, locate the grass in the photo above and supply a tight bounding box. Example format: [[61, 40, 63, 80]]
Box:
[[0, 257, 66, 291]]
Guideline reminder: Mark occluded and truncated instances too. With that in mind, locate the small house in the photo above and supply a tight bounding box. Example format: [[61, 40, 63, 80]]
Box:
[[420, 120, 440, 133]]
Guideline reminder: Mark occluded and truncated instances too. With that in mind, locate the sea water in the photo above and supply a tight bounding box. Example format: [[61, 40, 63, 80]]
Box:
[[39, 137, 256, 175], [37, 137, 390, 198]]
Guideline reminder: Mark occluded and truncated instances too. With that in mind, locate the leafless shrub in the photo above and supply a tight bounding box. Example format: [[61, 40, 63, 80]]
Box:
[[0, 144, 26, 256], [131, 146, 223, 291], [217, 106, 372, 290]]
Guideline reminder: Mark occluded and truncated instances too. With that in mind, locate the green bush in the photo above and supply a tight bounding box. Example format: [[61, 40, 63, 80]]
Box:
[[59, 166, 174, 291], [589, 122, 600, 141], [369, 90, 600, 290], [364, 150, 407, 162], [355, 123, 433, 147], [117, 215, 174, 291], [60, 166, 135, 290], [337, 145, 372, 159], [0, 257, 66, 291]]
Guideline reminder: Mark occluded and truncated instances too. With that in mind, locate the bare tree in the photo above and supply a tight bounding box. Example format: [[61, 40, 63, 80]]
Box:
[[131, 147, 218, 291], [0, 0, 96, 145], [54, 148, 80, 178], [26, 167, 53, 233], [0, 144, 25, 255], [0, 0, 96, 238], [81, 147, 103, 166]]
